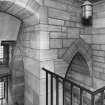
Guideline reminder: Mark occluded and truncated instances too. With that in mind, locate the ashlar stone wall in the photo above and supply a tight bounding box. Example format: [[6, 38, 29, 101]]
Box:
[[1, 0, 100, 105], [0, 0, 42, 105], [41, 0, 82, 77], [40, 0, 93, 105], [92, 0, 105, 89]]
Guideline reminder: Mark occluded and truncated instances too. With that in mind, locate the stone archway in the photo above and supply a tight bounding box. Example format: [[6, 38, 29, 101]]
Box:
[[62, 38, 93, 105], [0, 0, 42, 105], [65, 52, 91, 87], [62, 38, 93, 78]]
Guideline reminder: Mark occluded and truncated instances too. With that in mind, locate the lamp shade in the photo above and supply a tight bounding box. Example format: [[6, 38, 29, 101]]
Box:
[[81, 0, 93, 19]]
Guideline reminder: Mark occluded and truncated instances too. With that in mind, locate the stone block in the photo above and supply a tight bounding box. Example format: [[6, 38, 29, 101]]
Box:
[[24, 71, 40, 105], [48, 18, 64, 26], [76, 22, 81, 27], [0, 1, 14, 11], [23, 48, 40, 60], [22, 31, 34, 41], [22, 40, 31, 48], [24, 95, 33, 105], [92, 45, 101, 50], [93, 78, 105, 89], [93, 35, 105, 44], [33, 91, 40, 105], [48, 25, 62, 32], [100, 45, 105, 50], [12, 58, 24, 71], [23, 15, 39, 26], [62, 48, 75, 63], [58, 48, 67, 58], [35, 0, 43, 5], [92, 28, 105, 35], [103, 69, 105, 73], [26, 0, 40, 12], [64, 21, 79, 27], [67, 4, 80, 13], [70, 16, 80, 22], [38, 6, 48, 24], [94, 71, 101, 79], [40, 60, 54, 71], [23, 25, 35, 32], [25, 85, 33, 104], [40, 49, 58, 61], [93, 66, 104, 73], [40, 95, 46, 105], [50, 32, 67, 39], [81, 27, 92, 35], [94, 11, 105, 19], [54, 60, 68, 77], [23, 57, 40, 77], [63, 39, 75, 48], [22, 32, 30, 41], [44, 0, 67, 11], [93, 56, 105, 63], [29, 31, 49, 49], [40, 31, 49, 49], [93, 3, 105, 13], [93, 50, 105, 57], [40, 60, 54, 78], [70, 71, 92, 87], [62, 26, 67, 32], [80, 35, 92, 44], [28, 31, 40, 49], [93, 61, 105, 69], [7, 3, 23, 15], [100, 73, 105, 81], [30, 40, 40, 49], [35, 24, 62, 32], [15, 71, 24, 77], [30, 75, 40, 94], [50, 39, 62, 48], [13, 85, 24, 96], [48, 7, 71, 20], [67, 28, 80, 38], [93, 18, 105, 28]]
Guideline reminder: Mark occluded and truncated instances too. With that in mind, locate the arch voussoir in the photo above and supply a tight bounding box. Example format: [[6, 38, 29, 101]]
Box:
[[62, 38, 93, 76]]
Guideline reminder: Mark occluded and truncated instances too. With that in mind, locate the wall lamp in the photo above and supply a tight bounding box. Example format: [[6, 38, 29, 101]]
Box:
[[81, 0, 93, 26]]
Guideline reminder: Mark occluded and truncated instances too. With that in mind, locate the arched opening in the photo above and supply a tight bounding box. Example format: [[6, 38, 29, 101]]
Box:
[[65, 52, 91, 87], [0, 0, 40, 105], [64, 52, 92, 105]]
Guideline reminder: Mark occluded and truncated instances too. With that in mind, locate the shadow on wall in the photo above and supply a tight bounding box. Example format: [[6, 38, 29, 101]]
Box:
[[64, 52, 92, 105], [66, 52, 91, 87], [9, 45, 24, 105]]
